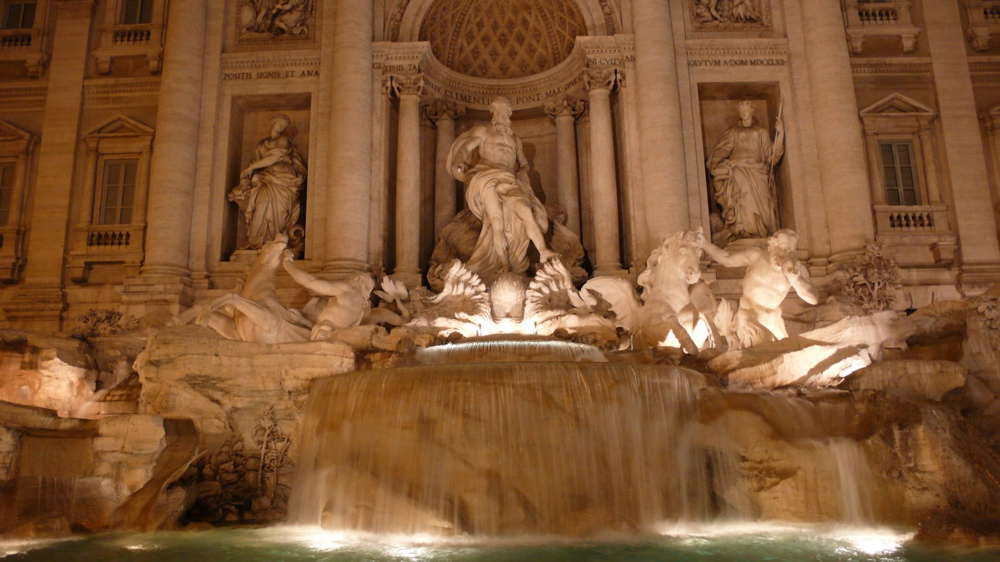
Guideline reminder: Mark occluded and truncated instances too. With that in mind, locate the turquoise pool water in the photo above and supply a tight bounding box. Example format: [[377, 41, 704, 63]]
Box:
[[2, 524, 998, 561]]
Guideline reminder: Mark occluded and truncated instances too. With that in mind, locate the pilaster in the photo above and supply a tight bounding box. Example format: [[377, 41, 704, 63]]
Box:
[[119, 0, 206, 321], [923, 0, 1000, 293], [799, 0, 875, 258], [4, 0, 95, 330]]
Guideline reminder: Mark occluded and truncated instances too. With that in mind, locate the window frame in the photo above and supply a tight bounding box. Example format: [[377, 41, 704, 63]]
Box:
[[0, 160, 16, 226], [877, 139, 921, 207], [95, 156, 139, 226], [69, 115, 153, 283], [118, 0, 153, 25], [2, 0, 36, 30]]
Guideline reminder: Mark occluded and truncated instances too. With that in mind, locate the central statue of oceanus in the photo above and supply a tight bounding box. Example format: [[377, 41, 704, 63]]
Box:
[[446, 97, 557, 285]]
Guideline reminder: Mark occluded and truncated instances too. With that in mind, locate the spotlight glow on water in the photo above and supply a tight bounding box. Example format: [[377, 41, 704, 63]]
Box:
[[654, 521, 914, 556], [3, 524, 998, 561]]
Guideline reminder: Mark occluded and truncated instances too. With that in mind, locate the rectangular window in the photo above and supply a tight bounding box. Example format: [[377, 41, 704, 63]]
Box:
[[2, 0, 36, 30], [0, 163, 14, 226], [119, 0, 153, 25], [99, 159, 137, 225], [879, 140, 920, 206]]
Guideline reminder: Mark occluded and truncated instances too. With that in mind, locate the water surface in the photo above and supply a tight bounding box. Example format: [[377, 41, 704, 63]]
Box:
[[2, 524, 998, 561]]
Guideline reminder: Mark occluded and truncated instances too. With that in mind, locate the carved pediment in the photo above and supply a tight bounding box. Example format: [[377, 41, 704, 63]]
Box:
[[0, 121, 34, 143], [0, 121, 37, 156], [83, 115, 155, 140], [860, 94, 936, 133], [860, 93, 936, 118]]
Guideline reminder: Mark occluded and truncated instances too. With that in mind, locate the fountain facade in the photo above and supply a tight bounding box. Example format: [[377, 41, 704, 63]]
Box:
[[2, 0, 1000, 553]]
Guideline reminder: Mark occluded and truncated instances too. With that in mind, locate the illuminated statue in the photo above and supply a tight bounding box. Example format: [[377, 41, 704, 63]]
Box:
[[446, 97, 556, 285]]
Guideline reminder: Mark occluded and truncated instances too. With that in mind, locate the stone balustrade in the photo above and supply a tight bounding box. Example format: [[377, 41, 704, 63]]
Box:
[[68, 224, 146, 282], [964, 0, 1000, 51], [873, 203, 950, 235], [0, 27, 46, 77], [93, 7, 166, 74], [111, 24, 153, 46], [0, 29, 32, 49], [843, 0, 920, 54]]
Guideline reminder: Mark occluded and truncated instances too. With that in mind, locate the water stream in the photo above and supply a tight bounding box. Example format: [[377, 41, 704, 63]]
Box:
[[287, 339, 887, 537]]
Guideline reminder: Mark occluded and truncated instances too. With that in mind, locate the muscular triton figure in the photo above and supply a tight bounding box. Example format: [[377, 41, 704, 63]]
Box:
[[447, 97, 556, 283], [696, 228, 818, 348]]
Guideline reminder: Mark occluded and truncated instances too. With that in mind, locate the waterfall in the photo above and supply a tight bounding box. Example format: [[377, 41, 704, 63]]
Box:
[[289, 340, 884, 536], [288, 360, 710, 535]]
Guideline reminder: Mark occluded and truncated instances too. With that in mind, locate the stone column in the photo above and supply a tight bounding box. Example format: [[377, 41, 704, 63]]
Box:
[[923, 0, 1000, 287], [119, 0, 206, 320], [800, 0, 875, 258], [630, 0, 689, 243], [583, 67, 624, 276], [544, 96, 587, 235], [5, 0, 95, 329], [424, 99, 465, 239], [390, 74, 425, 287], [324, 0, 374, 275]]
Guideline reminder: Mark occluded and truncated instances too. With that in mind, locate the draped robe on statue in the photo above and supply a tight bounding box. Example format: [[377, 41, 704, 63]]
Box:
[[239, 136, 306, 249], [707, 122, 782, 240], [448, 131, 549, 283]]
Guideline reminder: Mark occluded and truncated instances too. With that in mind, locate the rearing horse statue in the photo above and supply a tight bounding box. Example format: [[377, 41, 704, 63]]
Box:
[[582, 230, 721, 353], [170, 233, 312, 343]]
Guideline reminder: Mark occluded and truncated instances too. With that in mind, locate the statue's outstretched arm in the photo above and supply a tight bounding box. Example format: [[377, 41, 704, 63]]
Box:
[[790, 264, 819, 305], [282, 253, 352, 298], [695, 227, 750, 267]]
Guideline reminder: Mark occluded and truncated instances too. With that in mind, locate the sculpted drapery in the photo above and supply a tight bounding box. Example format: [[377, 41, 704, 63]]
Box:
[[230, 114, 307, 250], [446, 97, 554, 284], [707, 101, 784, 241]]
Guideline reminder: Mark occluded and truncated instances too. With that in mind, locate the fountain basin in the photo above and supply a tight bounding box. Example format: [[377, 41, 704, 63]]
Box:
[[289, 361, 707, 536], [413, 335, 609, 364]]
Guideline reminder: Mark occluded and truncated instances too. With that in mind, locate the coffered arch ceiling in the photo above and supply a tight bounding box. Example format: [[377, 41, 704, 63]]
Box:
[[418, 0, 586, 79], [386, 0, 621, 78]]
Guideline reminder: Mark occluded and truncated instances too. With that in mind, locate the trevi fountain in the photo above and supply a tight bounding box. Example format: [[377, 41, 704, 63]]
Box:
[[1, 0, 1000, 560]]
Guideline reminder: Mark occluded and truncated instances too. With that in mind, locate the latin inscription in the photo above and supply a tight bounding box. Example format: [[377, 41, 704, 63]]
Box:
[[223, 68, 320, 81], [424, 82, 578, 107], [688, 58, 786, 67]]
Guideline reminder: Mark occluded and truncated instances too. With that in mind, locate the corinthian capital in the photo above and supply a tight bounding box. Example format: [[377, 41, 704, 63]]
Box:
[[582, 67, 621, 93], [544, 96, 587, 120], [423, 98, 466, 122], [388, 73, 425, 98]]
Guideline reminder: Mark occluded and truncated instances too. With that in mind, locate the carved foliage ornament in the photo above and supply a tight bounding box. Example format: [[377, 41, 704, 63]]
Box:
[[543, 96, 587, 119], [423, 99, 466, 122], [582, 66, 621, 92]]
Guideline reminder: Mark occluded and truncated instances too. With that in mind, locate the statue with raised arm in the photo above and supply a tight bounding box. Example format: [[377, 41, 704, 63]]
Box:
[[696, 228, 817, 348], [229, 113, 307, 250], [707, 100, 784, 242], [446, 97, 556, 285], [282, 254, 375, 341]]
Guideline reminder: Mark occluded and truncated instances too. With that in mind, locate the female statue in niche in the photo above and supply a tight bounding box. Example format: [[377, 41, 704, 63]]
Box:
[[229, 113, 307, 250], [707, 100, 784, 243]]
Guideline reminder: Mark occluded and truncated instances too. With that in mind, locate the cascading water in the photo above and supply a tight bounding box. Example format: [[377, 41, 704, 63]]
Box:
[[289, 338, 883, 537]]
